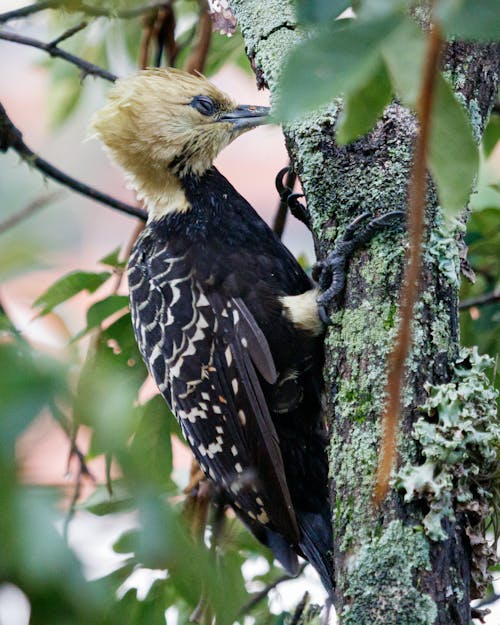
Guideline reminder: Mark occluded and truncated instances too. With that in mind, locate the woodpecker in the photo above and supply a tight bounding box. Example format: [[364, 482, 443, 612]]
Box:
[[92, 68, 401, 595]]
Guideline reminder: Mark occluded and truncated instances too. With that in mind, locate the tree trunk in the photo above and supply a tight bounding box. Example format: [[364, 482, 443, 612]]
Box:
[[229, 2, 499, 623]]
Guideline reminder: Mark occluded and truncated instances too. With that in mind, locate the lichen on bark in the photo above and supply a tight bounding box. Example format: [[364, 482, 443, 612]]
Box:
[[340, 520, 437, 625], [395, 347, 500, 597]]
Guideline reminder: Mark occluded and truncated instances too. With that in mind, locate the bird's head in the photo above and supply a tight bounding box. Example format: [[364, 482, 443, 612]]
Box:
[[91, 68, 269, 186]]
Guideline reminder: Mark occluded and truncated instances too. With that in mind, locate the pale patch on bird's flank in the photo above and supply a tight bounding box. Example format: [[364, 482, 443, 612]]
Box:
[[280, 289, 323, 335]]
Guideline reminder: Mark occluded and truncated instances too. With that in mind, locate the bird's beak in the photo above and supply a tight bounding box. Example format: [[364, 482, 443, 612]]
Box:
[[218, 105, 270, 130]]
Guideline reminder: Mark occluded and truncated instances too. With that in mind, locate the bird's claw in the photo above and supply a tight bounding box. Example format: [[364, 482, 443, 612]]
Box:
[[275, 166, 310, 228], [315, 210, 405, 324], [287, 192, 309, 227], [275, 166, 291, 198], [317, 301, 333, 326]]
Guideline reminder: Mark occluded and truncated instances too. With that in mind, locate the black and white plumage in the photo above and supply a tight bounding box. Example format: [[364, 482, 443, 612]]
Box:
[[92, 68, 333, 593]]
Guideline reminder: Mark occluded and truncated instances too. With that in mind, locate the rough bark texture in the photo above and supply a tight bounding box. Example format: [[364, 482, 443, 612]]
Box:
[[229, 2, 499, 623]]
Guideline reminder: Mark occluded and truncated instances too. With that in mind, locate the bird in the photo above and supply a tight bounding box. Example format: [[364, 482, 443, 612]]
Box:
[[91, 68, 401, 595]]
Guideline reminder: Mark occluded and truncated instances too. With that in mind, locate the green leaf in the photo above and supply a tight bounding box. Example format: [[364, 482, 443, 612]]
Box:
[[482, 113, 500, 157], [383, 19, 479, 215], [34, 271, 111, 316], [336, 59, 392, 144], [470, 157, 500, 212], [428, 74, 479, 216], [86, 294, 129, 328], [127, 395, 178, 489], [358, 0, 413, 19], [133, 495, 247, 624], [73, 295, 129, 340], [277, 15, 401, 121], [1, 486, 111, 623], [73, 313, 147, 453], [438, 0, 500, 41], [79, 481, 134, 516], [295, 0, 351, 23], [99, 247, 126, 270], [0, 314, 66, 469], [112, 529, 138, 555], [382, 18, 426, 107]]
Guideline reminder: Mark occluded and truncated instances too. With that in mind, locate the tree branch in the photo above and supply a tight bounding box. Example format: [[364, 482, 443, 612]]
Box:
[[0, 0, 57, 23], [459, 290, 500, 310], [160, 4, 178, 67], [48, 400, 96, 542], [373, 23, 443, 505], [47, 20, 88, 48], [0, 102, 147, 221], [0, 0, 171, 24], [239, 562, 307, 615], [183, 0, 212, 74], [151, 4, 174, 68], [0, 30, 117, 82], [0, 191, 65, 234]]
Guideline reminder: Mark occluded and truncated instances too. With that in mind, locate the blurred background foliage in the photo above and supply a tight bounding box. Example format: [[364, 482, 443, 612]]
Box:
[[0, 0, 498, 624]]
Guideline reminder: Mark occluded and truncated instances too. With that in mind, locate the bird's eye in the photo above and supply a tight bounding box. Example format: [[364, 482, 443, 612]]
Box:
[[191, 95, 217, 116]]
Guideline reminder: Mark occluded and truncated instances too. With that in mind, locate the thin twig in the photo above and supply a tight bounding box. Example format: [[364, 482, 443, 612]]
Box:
[[471, 606, 491, 623], [289, 591, 309, 625], [240, 563, 308, 614], [138, 8, 157, 69], [0, 102, 147, 221], [150, 5, 171, 66], [0, 191, 65, 234], [0, 0, 57, 23], [49, 401, 96, 541], [160, 4, 178, 67], [373, 23, 443, 505], [0, 30, 117, 82], [63, 447, 94, 541], [48, 21, 88, 48], [71, 1, 171, 19], [0, 1, 171, 24], [183, 0, 212, 74], [475, 591, 500, 609], [459, 290, 500, 310], [49, 401, 95, 483]]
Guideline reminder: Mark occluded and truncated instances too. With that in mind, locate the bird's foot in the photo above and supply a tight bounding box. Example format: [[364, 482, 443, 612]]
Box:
[[275, 166, 310, 228], [313, 210, 405, 324]]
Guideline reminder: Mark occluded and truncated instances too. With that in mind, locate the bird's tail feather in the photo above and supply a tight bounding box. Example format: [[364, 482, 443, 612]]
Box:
[[264, 529, 300, 576], [297, 510, 334, 597]]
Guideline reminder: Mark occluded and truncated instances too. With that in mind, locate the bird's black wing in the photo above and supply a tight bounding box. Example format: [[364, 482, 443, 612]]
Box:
[[128, 235, 299, 544]]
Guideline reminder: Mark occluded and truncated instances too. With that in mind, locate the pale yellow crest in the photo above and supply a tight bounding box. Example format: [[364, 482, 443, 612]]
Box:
[[90, 68, 238, 217]]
